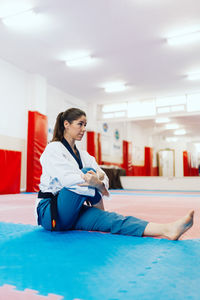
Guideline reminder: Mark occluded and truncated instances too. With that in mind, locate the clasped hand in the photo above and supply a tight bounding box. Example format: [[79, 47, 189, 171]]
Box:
[[78, 170, 100, 188]]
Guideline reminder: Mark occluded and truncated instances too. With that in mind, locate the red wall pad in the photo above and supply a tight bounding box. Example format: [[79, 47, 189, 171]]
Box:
[[87, 131, 101, 163], [0, 149, 21, 194], [145, 147, 153, 176], [183, 151, 189, 176], [122, 140, 132, 176], [27, 111, 47, 192], [97, 133, 102, 165]]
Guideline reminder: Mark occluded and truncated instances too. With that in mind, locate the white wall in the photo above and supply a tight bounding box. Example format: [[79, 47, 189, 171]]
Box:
[[96, 119, 151, 165], [46, 84, 88, 150], [0, 58, 29, 139], [96, 117, 194, 177], [152, 136, 187, 177], [129, 123, 149, 166], [0, 58, 29, 190], [97, 120, 126, 163], [0, 58, 88, 191]]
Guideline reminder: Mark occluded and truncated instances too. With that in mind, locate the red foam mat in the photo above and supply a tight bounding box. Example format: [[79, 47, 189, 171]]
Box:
[[0, 191, 199, 240], [0, 284, 63, 300]]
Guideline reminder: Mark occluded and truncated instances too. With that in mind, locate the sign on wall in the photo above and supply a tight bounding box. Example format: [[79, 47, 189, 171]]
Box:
[[100, 122, 123, 163]]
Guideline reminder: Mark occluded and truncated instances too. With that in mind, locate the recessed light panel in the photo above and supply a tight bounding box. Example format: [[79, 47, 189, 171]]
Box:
[[187, 72, 200, 80], [65, 52, 95, 67], [103, 81, 127, 93], [167, 28, 200, 45], [2, 9, 49, 31]]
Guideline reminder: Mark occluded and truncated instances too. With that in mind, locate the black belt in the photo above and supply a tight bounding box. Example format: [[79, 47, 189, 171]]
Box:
[[38, 190, 58, 231]]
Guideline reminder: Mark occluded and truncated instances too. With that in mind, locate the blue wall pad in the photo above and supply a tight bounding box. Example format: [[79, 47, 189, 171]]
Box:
[[0, 222, 200, 300]]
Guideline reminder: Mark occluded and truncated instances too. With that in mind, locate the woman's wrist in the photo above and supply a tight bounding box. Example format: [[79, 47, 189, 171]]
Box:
[[96, 181, 109, 196]]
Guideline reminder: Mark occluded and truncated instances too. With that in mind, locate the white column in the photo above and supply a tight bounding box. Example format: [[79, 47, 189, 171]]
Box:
[[27, 74, 47, 115], [86, 102, 98, 131]]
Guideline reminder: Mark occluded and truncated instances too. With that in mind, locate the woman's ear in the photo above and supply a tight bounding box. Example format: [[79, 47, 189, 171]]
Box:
[[64, 120, 70, 129]]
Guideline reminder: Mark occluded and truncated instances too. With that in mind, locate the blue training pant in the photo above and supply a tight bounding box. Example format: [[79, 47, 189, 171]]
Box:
[[37, 168, 148, 237], [37, 188, 148, 237]]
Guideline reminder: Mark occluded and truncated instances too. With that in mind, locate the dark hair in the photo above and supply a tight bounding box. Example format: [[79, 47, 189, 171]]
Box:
[[51, 108, 86, 142]]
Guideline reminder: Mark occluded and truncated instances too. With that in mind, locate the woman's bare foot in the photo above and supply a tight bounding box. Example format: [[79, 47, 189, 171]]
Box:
[[164, 210, 194, 240]]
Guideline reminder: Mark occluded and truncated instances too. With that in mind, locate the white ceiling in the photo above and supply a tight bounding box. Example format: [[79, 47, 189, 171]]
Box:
[[0, 0, 200, 138]]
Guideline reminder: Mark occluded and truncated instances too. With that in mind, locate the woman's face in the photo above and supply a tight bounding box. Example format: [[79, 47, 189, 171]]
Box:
[[64, 115, 87, 141]]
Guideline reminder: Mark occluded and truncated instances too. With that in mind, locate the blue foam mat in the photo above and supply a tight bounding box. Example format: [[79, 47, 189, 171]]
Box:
[[0, 222, 200, 300]]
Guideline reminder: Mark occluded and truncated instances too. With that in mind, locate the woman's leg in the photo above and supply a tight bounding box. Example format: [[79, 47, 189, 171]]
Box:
[[38, 188, 102, 231], [74, 206, 194, 240], [38, 189, 87, 231], [73, 206, 148, 237], [143, 210, 194, 240]]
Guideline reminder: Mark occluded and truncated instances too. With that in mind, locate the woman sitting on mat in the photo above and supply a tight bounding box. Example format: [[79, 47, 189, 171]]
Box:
[[37, 107, 194, 240]]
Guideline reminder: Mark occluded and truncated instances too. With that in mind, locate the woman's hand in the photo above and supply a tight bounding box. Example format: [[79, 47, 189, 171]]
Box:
[[78, 170, 109, 196], [79, 170, 100, 188], [96, 170, 105, 181]]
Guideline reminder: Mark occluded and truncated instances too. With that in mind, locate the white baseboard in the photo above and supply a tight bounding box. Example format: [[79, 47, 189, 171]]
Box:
[[120, 176, 200, 191]]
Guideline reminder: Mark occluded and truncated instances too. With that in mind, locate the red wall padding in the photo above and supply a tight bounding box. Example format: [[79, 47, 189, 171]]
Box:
[[87, 131, 96, 157], [87, 131, 158, 177], [87, 131, 102, 164], [145, 147, 152, 176], [183, 151, 199, 176], [183, 151, 189, 176], [132, 166, 145, 176], [27, 111, 47, 192], [97, 133, 102, 165], [0, 149, 21, 194], [152, 167, 159, 176], [122, 140, 133, 175], [132, 147, 158, 176]]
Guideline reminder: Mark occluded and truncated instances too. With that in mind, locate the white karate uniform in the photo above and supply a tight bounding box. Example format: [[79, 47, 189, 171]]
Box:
[[38, 141, 110, 205], [37, 142, 148, 237]]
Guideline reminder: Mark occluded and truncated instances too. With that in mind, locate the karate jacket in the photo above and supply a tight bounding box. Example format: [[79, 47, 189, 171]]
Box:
[[39, 141, 110, 200]]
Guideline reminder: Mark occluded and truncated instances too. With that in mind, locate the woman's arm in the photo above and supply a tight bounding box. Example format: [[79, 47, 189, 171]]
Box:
[[92, 199, 105, 210], [79, 171, 109, 197], [83, 152, 109, 191]]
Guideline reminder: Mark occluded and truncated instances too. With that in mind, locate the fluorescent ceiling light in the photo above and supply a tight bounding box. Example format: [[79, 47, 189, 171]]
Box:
[[187, 93, 200, 112], [187, 72, 200, 80], [65, 52, 95, 67], [1, 9, 48, 31], [174, 129, 186, 135], [167, 30, 200, 45], [104, 82, 127, 93], [165, 123, 179, 130], [155, 117, 170, 123], [0, 1, 32, 18], [102, 102, 127, 113]]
